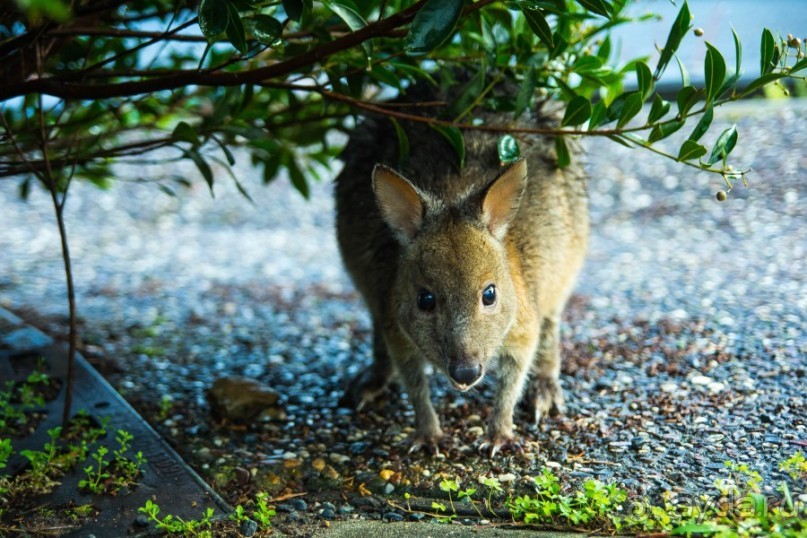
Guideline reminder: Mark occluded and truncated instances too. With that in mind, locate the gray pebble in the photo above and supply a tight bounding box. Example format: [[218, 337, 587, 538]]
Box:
[[291, 498, 308, 511], [275, 503, 295, 513], [240, 519, 258, 537], [133, 514, 150, 528], [320, 508, 336, 520], [383, 512, 404, 522]]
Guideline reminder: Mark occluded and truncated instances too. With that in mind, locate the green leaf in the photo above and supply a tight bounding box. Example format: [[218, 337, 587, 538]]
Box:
[[648, 94, 671, 123], [588, 101, 607, 130], [575, 0, 612, 19], [514, 67, 537, 119], [198, 0, 228, 39], [212, 136, 236, 165], [654, 0, 691, 79], [648, 120, 684, 143], [561, 95, 592, 127], [606, 134, 635, 148], [573, 55, 605, 73], [225, 3, 248, 53], [282, 0, 304, 22], [430, 124, 465, 167], [731, 25, 742, 78], [676, 85, 700, 117], [674, 53, 690, 87], [323, 1, 371, 64], [704, 42, 726, 103], [405, 0, 464, 56], [687, 105, 713, 142], [672, 523, 725, 535], [677, 140, 707, 161], [498, 135, 521, 165], [186, 149, 214, 194], [743, 72, 787, 94], [521, 7, 553, 49], [707, 125, 738, 165], [555, 136, 570, 168], [748, 492, 768, 518], [287, 158, 309, 198], [597, 34, 611, 61], [172, 121, 200, 147], [635, 61, 653, 100], [760, 28, 776, 75], [252, 15, 283, 46], [390, 118, 409, 167], [616, 91, 643, 128], [792, 56, 807, 74], [448, 69, 486, 120]]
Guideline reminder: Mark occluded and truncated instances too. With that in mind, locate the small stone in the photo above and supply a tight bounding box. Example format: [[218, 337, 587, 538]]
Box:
[[383, 482, 395, 494], [383, 512, 404, 522], [286, 512, 302, 523], [240, 519, 258, 537], [322, 502, 336, 511], [133, 514, 150, 528], [338, 504, 355, 514], [207, 376, 281, 422], [275, 503, 295, 513], [312, 458, 326, 472], [320, 508, 336, 520], [379, 469, 395, 481], [350, 441, 369, 455], [690, 375, 712, 386], [409, 512, 426, 521], [323, 465, 341, 480], [545, 461, 561, 469], [291, 498, 308, 511], [498, 473, 517, 483]]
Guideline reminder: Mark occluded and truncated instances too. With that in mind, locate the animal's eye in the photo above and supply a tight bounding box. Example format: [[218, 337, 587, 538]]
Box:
[[417, 289, 436, 311], [482, 284, 496, 307]]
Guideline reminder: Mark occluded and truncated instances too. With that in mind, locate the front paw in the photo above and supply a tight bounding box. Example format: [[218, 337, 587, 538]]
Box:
[[407, 427, 447, 456], [479, 433, 524, 458], [525, 376, 565, 424], [338, 369, 390, 411]]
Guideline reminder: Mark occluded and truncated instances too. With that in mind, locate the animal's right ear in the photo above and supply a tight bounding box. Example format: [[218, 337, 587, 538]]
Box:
[[372, 165, 425, 242]]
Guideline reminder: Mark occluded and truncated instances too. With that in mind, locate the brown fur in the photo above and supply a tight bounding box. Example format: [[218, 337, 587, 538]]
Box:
[[335, 105, 588, 456]]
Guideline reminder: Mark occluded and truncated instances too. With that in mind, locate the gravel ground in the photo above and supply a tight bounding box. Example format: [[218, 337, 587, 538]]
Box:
[[1, 99, 805, 532]]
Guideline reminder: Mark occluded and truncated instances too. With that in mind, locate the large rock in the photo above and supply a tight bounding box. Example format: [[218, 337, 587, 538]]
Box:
[[207, 376, 283, 422]]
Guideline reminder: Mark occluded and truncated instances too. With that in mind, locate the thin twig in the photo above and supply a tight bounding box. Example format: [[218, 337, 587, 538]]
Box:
[[35, 44, 77, 429]]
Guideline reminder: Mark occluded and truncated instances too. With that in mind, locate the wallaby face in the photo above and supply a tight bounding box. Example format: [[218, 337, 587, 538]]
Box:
[[391, 219, 518, 391], [335, 108, 589, 458], [374, 163, 526, 390]]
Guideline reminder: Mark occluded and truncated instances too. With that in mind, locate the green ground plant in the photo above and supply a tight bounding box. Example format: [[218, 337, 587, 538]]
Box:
[[139, 491, 277, 536], [0, 370, 150, 533], [139, 499, 216, 537], [393, 453, 807, 536]]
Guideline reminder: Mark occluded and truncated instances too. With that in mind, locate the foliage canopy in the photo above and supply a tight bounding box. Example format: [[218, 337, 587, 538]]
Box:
[[1, 0, 806, 199]]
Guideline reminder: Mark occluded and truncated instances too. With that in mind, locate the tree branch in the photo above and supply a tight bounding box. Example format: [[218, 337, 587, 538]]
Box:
[[0, 1, 428, 101]]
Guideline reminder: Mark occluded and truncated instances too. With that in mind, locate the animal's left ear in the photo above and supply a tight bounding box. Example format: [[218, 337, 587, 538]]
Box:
[[481, 158, 527, 239]]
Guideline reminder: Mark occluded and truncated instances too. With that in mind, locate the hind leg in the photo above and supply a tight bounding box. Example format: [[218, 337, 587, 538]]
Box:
[[525, 316, 565, 424], [339, 322, 394, 410]]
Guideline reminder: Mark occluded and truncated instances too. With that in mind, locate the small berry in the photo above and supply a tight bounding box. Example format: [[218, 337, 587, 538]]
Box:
[[694, 28, 704, 37], [716, 190, 727, 202]]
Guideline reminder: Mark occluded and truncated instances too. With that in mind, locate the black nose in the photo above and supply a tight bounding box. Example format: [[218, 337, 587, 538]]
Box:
[[449, 362, 482, 386]]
